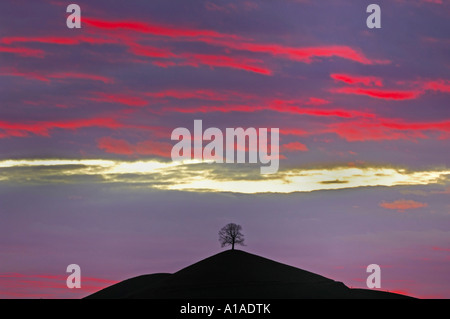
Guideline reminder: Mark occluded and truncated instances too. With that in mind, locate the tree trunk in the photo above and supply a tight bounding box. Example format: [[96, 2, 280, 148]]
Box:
[[232, 240, 235, 250]]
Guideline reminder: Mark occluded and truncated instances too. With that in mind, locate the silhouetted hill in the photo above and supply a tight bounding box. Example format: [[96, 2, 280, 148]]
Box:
[[85, 250, 414, 299], [86, 273, 170, 299]]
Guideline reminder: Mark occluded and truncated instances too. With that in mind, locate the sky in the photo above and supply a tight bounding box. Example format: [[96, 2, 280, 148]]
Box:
[[0, 0, 449, 299]]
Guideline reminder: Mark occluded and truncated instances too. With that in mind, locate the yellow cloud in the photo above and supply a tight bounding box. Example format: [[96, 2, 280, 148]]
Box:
[[0, 159, 449, 194]]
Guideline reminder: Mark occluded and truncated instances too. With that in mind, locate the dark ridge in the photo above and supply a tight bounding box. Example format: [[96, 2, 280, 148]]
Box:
[[85, 274, 170, 299], [85, 250, 414, 299]]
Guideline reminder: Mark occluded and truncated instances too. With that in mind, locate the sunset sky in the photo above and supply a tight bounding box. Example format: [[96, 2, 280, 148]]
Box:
[[0, 0, 449, 298]]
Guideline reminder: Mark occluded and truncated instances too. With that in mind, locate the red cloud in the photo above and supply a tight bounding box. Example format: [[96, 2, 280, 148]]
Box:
[[432, 246, 450, 252], [421, 0, 443, 4], [282, 142, 309, 152], [214, 41, 386, 65], [2, 16, 388, 82], [0, 118, 123, 138], [181, 53, 272, 75], [328, 118, 450, 141], [128, 43, 175, 58], [1, 36, 118, 46], [133, 140, 173, 157], [146, 89, 255, 101], [151, 60, 177, 68], [0, 68, 50, 82], [267, 99, 375, 118], [49, 72, 115, 84], [0, 68, 114, 84], [81, 17, 386, 67], [333, 87, 422, 100], [83, 17, 241, 40], [380, 199, 428, 212], [164, 100, 375, 118], [0, 45, 45, 58], [330, 73, 383, 87], [149, 89, 227, 101], [98, 137, 133, 155], [98, 137, 172, 158], [2, 18, 387, 80], [330, 75, 449, 100], [85, 92, 148, 107], [148, 53, 272, 75], [279, 128, 309, 136], [2, 36, 80, 45], [424, 80, 450, 93], [304, 97, 330, 105]]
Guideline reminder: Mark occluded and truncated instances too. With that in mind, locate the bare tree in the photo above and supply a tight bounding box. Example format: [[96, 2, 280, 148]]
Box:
[[219, 223, 245, 250]]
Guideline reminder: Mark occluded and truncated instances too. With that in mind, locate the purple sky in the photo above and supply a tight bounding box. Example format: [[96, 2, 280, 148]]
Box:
[[0, 0, 449, 298]]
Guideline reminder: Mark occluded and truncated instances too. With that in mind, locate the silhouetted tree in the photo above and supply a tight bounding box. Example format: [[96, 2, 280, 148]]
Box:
[[219, 223, 245, 250]]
